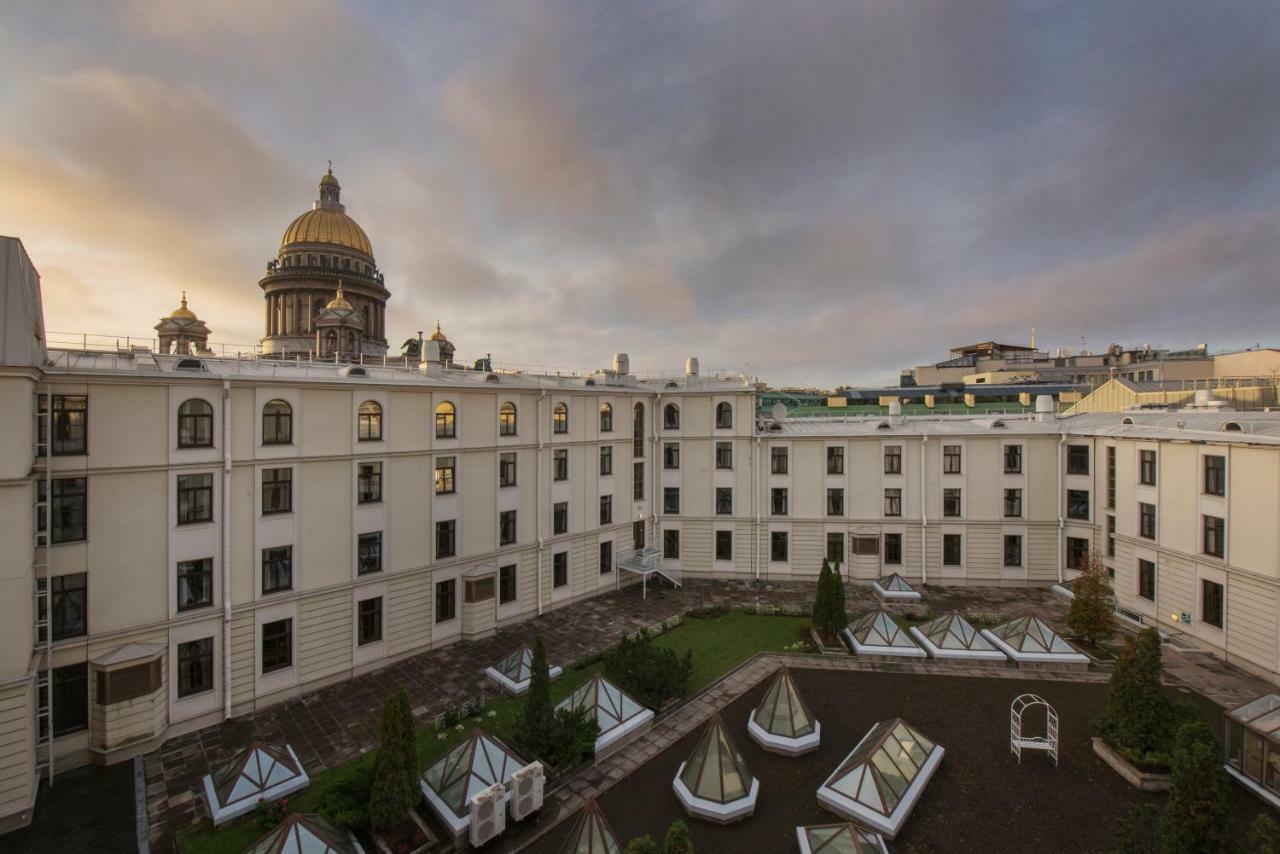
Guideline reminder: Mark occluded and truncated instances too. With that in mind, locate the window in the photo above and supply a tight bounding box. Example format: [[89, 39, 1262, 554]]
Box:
[[553, 402, 569, 434], [1139, 502, 1157, 540], [553, 501, 569, 535], [1203, 515, 1225, 559], [176, 559, 213, 612], [716, 487, 733, 516], [599, 495, 612, 526], [1066, 537, 1088, 571], [884, 488, 902, 517], [434, 456, 456, 494], [852, 535, 879, 556], [177, 399, 214, 448], [261, 619, 293, 673], [553, 449, 568, 481], [770, 531, 788, 562], [943, 445, 962, 474], [435, 401, 456, 439], [664, 529, 680, 559], [715, 530, 733, 561], [499, 452, 517, 487], [1106, 514, 1116, 558], [663, 487, 681, 515], [1004, 444, 1022, 474], [49, 394, 88, 455], [884, 446, 902, 475], [553, 552, 569, 587], [771, 447, 788, 475], [884, 533, 902, 565], [1138, 559, 1156, 601], [827, 446, 845, 475], [826, 533, 844, 564], [633, 403, 645, 457], [599, 542, 612, 574], [827, 488, 844, 516], [39, 573, 87, 641], [435, 579, 456, 622], [262, 400, 292, 445], [716, 402, 733, 429], [436, 520, 456, 559], [943, 534, 962, 566], [943, 488, 962, 518], [357, 400, 382, 441], [262, 546, 292, 593], [599, 403, 613, 433], [663, 403, 680, 430], [771, 487, 788, 516], [1139, 449, 1157, 486], [177, 638, 214, 699], [1003, 535, 1023, 567], [1066, 489, 1090, 521], [633, 461, 644, 500], [177, 473, 214, 525], [261, 467, 292, 515], [1106, 446, 1116, 509], [664, 442, 680, 470], [599, 446, 612, 476], [1202, 579, 1224, 628], [499, 401, 518, 436], [1204, 455, 1226, 497], [1066, 445, 1090, 475], [357, 597, 383, 645], [1004, 488, 1022, 518], [499, 564, 518, 604], [358, 532, 382, 574], [715, 442, 733, 469], [44, 477, 87, 544], [44, 663, 87, 737], [358, 462, 382, 503]]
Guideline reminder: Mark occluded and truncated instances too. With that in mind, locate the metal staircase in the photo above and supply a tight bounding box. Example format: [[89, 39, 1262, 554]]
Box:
[[32, 388, 53, 785]]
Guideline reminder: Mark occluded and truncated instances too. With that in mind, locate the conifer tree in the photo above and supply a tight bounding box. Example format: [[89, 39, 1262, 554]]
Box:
[[1067, 553, 1114, 646], [514, 637, 554, 757], [662, 819, 695, 854], [813, 560, 833, 633], [1101, 628, 1171, 761], [828, 559, 848, 630], [392, 687, 418, 797], [1158, 719, 1235, 854], [625, 835, 660, 854], [368, 693, 414, 831]]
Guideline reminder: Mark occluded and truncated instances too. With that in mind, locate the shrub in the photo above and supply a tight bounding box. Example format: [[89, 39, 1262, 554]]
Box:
[[544, 705, 600, 769], [662, 819, 695, 854], [313, 757, 374, 830], [1067, 553, 1114, 646], [812, 560, 846, 635], [1158, 719, 1235, 854], [1097, 628, 1192, 769], [625, 835, 660, 854], [1252, 813, 1280, 854], [514, 637, 556, 759], [828, 562, 847, 630], [391, 687, 418, 794], [603, 629, 693, 710], [1108, 804, 1159, 854], [368, 692, 415, 831]]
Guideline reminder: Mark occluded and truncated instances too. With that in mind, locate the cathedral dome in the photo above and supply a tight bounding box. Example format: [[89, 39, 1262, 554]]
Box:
[[279, 167, 374, 258]]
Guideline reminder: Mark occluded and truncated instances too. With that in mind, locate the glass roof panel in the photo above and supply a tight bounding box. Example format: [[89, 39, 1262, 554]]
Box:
[[557, 675, 647, 738], [851, 611, 916, 648], [822, 719, 939, 820], [803, 823, 885, 854], [247, 813, 357, 854], [751, 668, 816, 738], [878, 573, 915, 593], [1229, 694, 1280, 724], [679, 717, 754, 804], [559, 799, 623, 854], [422, 731, 526, 817], [211, 743, 303, 807], [494, 645, 534, 682]]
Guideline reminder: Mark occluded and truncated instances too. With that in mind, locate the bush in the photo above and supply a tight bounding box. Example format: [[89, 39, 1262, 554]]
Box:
[[368, 692, 415, 831], [514, 637, 556, 758], [544, 705, 600, 769], [625, 835, 660, 854], [313, 757, 374, 830], [829, 562, 847, 630], [1097, 628, 1193, 770], [1109, 804, 1159, 854], [662, 819, 695, 854], [1253, 813, 1280, 854], [603, 630, 693, 710], [1158, 719, 1235, 854], [1067, 553, 1114, 646], [391, 687, 418, 794], [812, 560, 846, 635]]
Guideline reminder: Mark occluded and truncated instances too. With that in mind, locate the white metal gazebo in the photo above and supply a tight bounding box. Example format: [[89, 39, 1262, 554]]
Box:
[[1010, 694, 1059, 766]]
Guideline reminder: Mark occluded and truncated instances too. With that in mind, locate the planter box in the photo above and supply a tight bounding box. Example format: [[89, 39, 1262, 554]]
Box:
[[809, 628, 847, 655], [371, 804, 438, 854], [1091, 738, 1171, 792]]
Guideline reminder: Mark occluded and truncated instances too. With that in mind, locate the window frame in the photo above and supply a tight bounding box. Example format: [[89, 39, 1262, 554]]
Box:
[[357, 596, 383, 646], [884, 488, 902, 517], [884, 446, 902, 475], [435, 401, 456, 439], [599, 403, 613, 433], [499, 401, 518, 437], [770, 531, 788, 562], [553, 448, 569, 481], [663, 487, 681, 515], [1204, 455, 1226, 497], [942, 487, 962, 518], [357, 461, 383, 504], [715, 402, 733, 430], [261, 545, 293, 594], [436, 520, 457, 559], [1066, 489, 1090, 521], [599, 541, 613, 574], [770, 447, 788, 475], [176, 559, 213, 613], [499, 564, 518, 604], [261, 467, 293, 515], [177, 399, 214, 449], [553, 501, 569, 535], [771, 487, 788, 516], [177, 637, 214, 699], [715, 487, 733, 516], [1004, 488, 1022, 518], [50, 394, 88, 455], [177, 473, 214, 525], [260, 618, 293, 674], [884, 533, 903, 565], [553, 551, 569, 587], [826, 446, 845, 475], [1003, 534, 1023, 568], [599, 495, 612, 526], [357, 400, 382, 442], [826, 487, 844, 516], [434, 456, 456, 495], [942, 533, 963, 567], [1139, 449, 1157, 486], [46, 477, 88, 544], [664, 529, 681, 560], [942, 444, 962, 475], [663, 403, 680, 430], [1003, 444, 1023, 474], [552, 402, 569, 435], [1066, 445, 1090, 476], [663, 441, 680, 470], [715, 529, 733, 561], [1202, 579, 1224, 629], [715, 441, 733, 470], [435, 579, 457, 623], [1138, 559, 1156, 601], [1139, 502, 1157, 540], [357, 531, 383, 575], [1202, 515, 1225, 559], [262, 399, 292, 445], [599, 446, 612, 476], [499, 452, 518, 488]]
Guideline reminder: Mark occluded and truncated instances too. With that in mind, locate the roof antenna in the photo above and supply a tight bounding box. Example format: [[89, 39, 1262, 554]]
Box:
[[327, 159, 333, 174]]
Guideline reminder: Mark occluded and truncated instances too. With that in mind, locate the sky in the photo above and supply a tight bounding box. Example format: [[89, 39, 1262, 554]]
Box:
[[1, 1, 1278, 388]]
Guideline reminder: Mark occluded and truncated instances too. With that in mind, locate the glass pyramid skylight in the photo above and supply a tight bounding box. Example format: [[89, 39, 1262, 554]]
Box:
[[872, 573, 921, 600], [556, 674, 653, 754], [981, 616, 1089, 663], [843, 610, 926, 657], [817, 718, 944, 839], [748, 667, 821, 755], [246, 813, 359, 854], [910, 612, 1006, 661], [421, 730, 527, 820], [673, 715, 760, 822], [558, 797, 623, 854], [484, 644, 563, 694], [796, 822, 888, 854], [202, 741, 310, 826]]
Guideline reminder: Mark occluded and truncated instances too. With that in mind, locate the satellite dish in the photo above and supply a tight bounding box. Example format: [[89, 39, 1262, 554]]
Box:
[[770, 402, 788, 421]]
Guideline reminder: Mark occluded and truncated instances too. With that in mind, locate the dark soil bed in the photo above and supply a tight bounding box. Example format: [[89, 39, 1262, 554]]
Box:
[[526, 670, 1263, 854]]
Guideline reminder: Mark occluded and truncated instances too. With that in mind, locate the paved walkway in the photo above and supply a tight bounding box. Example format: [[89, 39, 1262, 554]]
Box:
[[3, 759, 137, 853]]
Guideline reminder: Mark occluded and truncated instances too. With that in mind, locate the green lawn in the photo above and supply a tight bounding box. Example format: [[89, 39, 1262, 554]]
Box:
[[177, 610, 811, 853]]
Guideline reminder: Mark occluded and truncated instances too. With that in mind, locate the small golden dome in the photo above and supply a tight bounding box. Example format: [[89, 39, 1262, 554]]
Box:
[[326, 283, 353, 312], [429, 320, 448, 341], [170, 291, 197, 320]]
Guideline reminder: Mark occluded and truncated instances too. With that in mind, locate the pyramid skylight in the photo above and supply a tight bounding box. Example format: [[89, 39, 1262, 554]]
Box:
[[981, 616, 1089, 665], [673, 715, 759, 823], [872, 573, 921, 601], [748, 667, 821, 755], [558, 797, 623, 854], [246, 813, 360, 854], [795, 822, 889, 854], [817, 718, 944, 839], [909, 612, 1006, 662], [484, 644, 564, 695], [843, 610, 926, 658], [202, 741, 310, 826], [556, 673, 653, 755], [421, 730, 529, 835]]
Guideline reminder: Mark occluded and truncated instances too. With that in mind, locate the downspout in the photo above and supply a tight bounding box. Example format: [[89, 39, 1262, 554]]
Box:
[[1056, 432, 1067, 585], [754, 434, 762, 581], [221, 380, 233, 721], [919, 435, 928, 585], [1224, 444, 1231, 663], [536, 382, 546, 616], [652, 392, 660, 551]]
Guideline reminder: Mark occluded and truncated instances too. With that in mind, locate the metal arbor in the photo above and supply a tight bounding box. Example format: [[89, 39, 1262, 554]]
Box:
[[1010, 693, 1059, 766]]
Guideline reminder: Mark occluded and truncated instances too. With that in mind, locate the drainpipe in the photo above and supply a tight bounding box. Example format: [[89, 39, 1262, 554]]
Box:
[[1056, 432, 1067, 585], [652, 392, 660, 552], [221, 380, 233, 720], [754, 434, 762, 581], [919, 435, 928, 585], [536, 382, 546, 615]]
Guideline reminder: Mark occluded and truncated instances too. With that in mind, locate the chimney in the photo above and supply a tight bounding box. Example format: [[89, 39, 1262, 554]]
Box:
[[685, 356, 699, 377]]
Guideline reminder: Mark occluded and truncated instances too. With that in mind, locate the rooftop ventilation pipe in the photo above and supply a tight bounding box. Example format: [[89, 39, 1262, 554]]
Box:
[[685, 356, 699, 377], [1035, 394, 1055, 423], [612, 353, 630, 375]]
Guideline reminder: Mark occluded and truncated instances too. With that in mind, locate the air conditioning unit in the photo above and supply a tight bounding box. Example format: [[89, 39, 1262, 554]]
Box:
[[508, 762, 545, 821], [469, 782, 507, 847]]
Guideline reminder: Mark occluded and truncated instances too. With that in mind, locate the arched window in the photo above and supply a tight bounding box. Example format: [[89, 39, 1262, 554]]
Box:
[[499, 401, 517, 436], [663, 402, 680, 430], [358, 400, 382, 442], [553, 402, 569, 434], [262, 399, 292, 444], [177, 399, 214, 448], [599, 402, 613, 433], [435, 401, 456, 439], [716, 401, 733, 429], [633, 402, 645, 458]]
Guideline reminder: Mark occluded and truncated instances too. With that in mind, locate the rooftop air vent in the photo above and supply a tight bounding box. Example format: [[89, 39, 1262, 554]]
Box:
[[876, 421, 892, 430], [665, 381, 678, 389], [1121, 417, 1135, 425], [1223, 421, 1243, 432], [584, 378, 596, 386], [342, 366, 368, 378], [175, 358, 205, 370], [990, 419, 1006, 429], [485, 373, 500, 383]]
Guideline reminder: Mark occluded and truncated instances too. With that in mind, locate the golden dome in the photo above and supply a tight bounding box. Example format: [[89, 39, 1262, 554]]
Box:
[[429, 320, 448, 341], [170, 291, 196, 320], [281, 208, 373, 257], [326, 283, 353, 311]]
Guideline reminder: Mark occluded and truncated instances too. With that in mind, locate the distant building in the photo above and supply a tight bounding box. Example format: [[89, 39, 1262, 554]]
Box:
[[904, 341, 1216, 388]]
